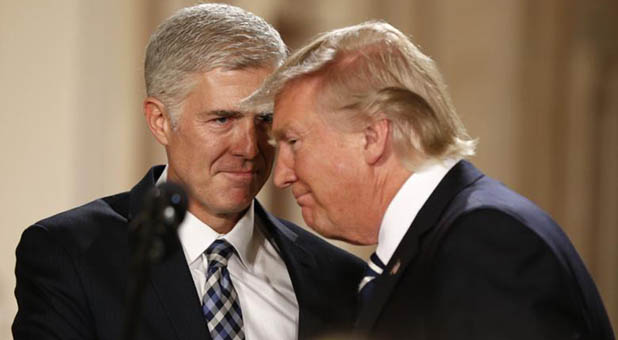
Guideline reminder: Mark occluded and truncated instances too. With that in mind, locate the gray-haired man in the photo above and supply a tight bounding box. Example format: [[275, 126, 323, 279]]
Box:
[[13, 4, 364, 340]]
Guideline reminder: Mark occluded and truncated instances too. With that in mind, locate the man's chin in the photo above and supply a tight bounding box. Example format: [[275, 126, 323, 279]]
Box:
[[302, 211, 340, 240], [220, 172, 267, 188], [304, 211, 372, 245], [217, 197, 254, 213]]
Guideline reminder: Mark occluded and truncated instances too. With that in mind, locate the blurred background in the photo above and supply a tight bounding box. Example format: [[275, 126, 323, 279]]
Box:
[[1, 0, 616, 337]]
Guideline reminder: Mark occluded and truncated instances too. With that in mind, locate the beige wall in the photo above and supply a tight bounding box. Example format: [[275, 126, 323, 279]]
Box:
[[1, 0, 615, 337], [1, 1, 79, 333]]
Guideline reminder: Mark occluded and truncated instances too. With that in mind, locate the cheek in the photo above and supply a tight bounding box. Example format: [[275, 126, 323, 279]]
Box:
[[196, 133, 234, 164], [167, 135, 196, 169], [327, 157, 365, 205], [330, 151, 360, 179], [174, 130, 212, 158], [305, 159, 342, 203], [296, 151, 323, 180]]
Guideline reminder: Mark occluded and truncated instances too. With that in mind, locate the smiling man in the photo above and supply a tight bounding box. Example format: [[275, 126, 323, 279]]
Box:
[[147, 67, 276, 234], [13, 4, 364, 340], [248, 21, 615, 340]]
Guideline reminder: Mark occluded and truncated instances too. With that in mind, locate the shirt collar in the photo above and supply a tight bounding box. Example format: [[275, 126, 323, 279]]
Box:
[[376, 159, 459, 265], [156, 165, 255, 269]]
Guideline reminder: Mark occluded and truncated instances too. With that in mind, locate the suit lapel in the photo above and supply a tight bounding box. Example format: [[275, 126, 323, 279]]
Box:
[[128, 165, 165, 220], [148, 247, 211, 340], [254, 202, 323, 339], [127, 166, 210, 340], [357, 160, 484, 330]]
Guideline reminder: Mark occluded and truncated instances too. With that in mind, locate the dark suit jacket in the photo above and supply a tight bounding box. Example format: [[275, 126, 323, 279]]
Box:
[[357, 160, 614, 340], [13, 165, 365, 340]]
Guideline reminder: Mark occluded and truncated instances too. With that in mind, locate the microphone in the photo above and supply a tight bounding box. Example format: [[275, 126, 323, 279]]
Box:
[[130, 181, 188, 263], [143, 181, 188, 228], [125, 181, 188, 340]]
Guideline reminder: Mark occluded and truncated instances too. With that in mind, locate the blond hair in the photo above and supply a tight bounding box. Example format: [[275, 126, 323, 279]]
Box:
[[248, 21, 475, 170]]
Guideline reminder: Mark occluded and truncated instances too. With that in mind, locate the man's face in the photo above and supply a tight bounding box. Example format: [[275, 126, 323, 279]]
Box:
[[272, 78, 375, 244], [165, 67, 274, 225]]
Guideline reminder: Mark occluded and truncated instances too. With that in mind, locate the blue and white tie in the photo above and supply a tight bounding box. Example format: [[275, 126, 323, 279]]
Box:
[[202, 239, 245, 340], [358, 252, 386, 303]]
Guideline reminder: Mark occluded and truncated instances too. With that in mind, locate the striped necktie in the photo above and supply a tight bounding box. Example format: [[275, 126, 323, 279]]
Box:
[[202, 239, 245, 340], [358, 252, 386, 303]]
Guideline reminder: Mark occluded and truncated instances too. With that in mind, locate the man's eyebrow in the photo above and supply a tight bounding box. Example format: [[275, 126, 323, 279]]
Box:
[[271, 125, 286, 141], [206, 110, 243, 117], [201, 110, 272, 118], [272, 120, 300, 141]]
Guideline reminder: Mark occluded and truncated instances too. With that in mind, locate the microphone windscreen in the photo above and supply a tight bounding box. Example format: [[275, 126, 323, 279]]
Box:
[[144, 181, 188, 229]]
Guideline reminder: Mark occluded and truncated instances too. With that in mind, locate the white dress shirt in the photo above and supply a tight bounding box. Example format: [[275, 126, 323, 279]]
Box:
[[376, 159, 459, 265], [157, 166, 299, 340]]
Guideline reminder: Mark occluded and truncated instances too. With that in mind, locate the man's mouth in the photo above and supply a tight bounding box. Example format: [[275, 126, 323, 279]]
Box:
[[223, 170, 256, 176], [293, 191, 312, 205]]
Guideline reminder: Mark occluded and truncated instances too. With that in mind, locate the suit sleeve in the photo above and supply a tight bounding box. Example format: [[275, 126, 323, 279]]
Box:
[[13, 224, 96, 340], [426, 208, 586, 340]]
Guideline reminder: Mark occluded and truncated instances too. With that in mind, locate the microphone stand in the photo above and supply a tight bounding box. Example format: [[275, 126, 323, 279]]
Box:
[[123, 183, 187, 340], [123, 214, 161, 340]]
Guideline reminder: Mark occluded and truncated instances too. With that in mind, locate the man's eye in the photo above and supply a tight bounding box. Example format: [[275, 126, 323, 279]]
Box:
[[213, 117, 230, 124], [256, 113, 273, 124]]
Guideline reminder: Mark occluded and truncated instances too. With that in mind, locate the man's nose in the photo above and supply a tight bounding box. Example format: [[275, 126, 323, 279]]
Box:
[[273, 147, 296, 188], [232, 119, 259, 159]]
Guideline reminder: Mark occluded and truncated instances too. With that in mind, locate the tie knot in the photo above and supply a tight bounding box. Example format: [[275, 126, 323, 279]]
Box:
[[205, 239, 235, 268], [358, 252, 386, 292], [367, 252, 386, 276]]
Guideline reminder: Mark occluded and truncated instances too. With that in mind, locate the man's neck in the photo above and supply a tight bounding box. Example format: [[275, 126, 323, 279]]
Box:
[[188, 202, 246, 234], [362, 163, 412, 244], [377, 167, 413, 219]]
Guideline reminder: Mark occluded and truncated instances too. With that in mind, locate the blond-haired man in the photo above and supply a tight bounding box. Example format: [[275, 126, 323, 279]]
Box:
[[249, 21, 614, 339]]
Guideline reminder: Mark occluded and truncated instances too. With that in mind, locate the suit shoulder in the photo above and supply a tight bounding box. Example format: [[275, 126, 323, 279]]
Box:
[[13, 193, 131, 340], [449, 176, 571, 247], [37, 191, 129, 226], [23, 191, 130, 255], [459, 177, 553, 221], [445, 208, 547, 249], [437, 180, 595, 298], [277, 218, 365, 269]]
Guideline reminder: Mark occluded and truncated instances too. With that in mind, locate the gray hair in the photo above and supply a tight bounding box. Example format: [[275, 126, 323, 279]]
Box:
[[145, 3, 287, 126], [247, 21, 476, 170]]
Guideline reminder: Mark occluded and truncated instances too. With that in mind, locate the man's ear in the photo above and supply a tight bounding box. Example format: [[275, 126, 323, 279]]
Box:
[[144, 97, 172, 146], [363, 118, 390, 165]]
